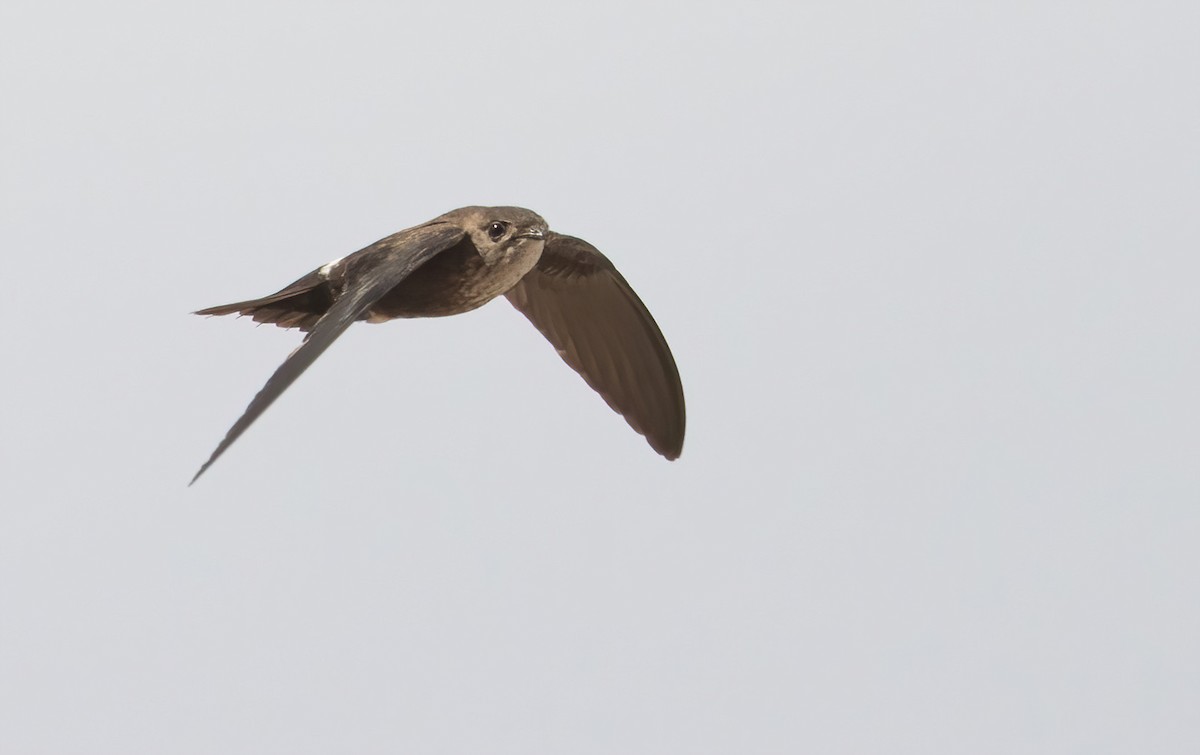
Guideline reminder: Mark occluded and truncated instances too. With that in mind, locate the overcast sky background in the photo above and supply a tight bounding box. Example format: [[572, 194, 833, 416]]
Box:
[[2, 1, 1198, 752]]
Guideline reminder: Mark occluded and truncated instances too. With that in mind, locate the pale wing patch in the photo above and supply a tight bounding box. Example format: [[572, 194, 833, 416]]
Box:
[[318, 256, 345, 278]]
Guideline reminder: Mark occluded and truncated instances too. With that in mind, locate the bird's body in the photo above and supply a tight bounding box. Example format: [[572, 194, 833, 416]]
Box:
[[192, 206, 685, 483], [368, 216, 544, 319]]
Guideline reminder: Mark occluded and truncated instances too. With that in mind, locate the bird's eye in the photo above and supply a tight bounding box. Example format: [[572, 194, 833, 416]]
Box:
[[487, 221, 508, 241]]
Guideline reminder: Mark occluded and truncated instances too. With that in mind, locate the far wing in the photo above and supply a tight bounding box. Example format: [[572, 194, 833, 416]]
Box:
[[191, 223, 466, 484], [505, 232, 685, 459]]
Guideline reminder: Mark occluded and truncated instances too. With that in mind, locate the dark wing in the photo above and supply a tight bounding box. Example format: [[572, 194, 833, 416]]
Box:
[[191, 223, 466, 484], [505, 232, 685, 459]]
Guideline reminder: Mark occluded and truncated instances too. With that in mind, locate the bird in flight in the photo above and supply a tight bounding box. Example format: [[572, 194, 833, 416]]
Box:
[[191, 206, 685, 484]]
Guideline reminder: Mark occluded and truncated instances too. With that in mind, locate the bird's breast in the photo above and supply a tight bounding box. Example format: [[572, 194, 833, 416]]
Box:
[[366, 238, 544, 320]]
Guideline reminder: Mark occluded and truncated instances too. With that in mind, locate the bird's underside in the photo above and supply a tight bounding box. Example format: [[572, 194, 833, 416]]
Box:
[[191, 206, 685, 483]]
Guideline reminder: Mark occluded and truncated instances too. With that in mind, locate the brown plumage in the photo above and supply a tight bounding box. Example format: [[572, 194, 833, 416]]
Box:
[[192, 206, 685, 483], [506, 233, 684, 460]]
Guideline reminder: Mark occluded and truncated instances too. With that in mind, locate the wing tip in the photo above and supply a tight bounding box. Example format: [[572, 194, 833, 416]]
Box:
[[654, 439, 684, 461], [646, 422, 685, 461]]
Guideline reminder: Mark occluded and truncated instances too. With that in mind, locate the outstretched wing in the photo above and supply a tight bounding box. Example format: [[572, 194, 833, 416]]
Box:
[[505, 232, 685, 459], [191, 223, 466, 484]]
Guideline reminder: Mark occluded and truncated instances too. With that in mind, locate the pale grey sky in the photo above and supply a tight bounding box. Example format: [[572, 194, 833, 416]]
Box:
[[2, 1, 1198, 752]]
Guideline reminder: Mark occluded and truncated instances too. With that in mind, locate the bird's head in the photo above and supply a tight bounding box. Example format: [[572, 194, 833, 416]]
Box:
[[446, 206, 548, 264]]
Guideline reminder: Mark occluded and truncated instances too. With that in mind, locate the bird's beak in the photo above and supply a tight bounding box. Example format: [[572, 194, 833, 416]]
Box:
[[517, 229, 546, 240]]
